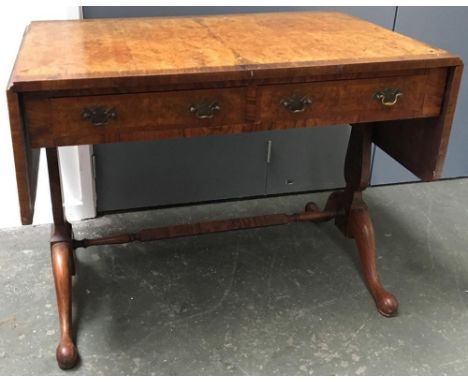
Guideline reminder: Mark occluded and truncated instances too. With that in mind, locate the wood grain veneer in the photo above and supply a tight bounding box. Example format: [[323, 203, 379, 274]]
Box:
[[8, 12, 461, 92]]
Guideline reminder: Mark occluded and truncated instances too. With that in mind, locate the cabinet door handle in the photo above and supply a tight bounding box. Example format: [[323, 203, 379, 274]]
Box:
[[374, 89, 403, 106], [81, 106, 117, 127], [280, 95, 312, 113], [189, 101, 221, 119]]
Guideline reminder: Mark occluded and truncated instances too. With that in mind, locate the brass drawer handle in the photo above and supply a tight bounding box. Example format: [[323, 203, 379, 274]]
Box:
[[280, 95, 312, 113], [189, 101, 221, 119], [374, 89, 403, 106], [81, 106, 117, 127]]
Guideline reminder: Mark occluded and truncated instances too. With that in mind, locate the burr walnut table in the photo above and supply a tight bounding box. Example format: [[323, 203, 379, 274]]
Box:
[[7, 12, 463, 369]]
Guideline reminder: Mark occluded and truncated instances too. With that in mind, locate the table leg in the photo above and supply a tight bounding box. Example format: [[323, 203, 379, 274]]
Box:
[[341, 123, 398, 316], [51, 241, 78, 368], [306, 124, 398, 316], [347, 201, 398, 316], [47, 148, 78, 369]]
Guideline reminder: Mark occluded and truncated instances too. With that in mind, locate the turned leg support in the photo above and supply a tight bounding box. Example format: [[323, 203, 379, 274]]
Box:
[[343, 123, 398, 316], [47, 148, 78, 369], [306, 123, 399, 316], [51, 241, 78, 369]]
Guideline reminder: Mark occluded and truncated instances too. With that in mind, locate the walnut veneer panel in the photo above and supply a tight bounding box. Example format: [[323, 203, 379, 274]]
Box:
[[9, 12, 461, 91], [259, 68, 447, 126], [51, 88, 245, 145]]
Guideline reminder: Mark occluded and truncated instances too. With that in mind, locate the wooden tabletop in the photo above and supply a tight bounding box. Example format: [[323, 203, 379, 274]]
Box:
[[9, 12, 461, 91]]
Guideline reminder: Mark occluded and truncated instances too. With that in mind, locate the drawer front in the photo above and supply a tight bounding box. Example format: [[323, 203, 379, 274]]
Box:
[[259, 68, 447, 127], [43, 87, 247, 145], [25, 68, 447, 148]]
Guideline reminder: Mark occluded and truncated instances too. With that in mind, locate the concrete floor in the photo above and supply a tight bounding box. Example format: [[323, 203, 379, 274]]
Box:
[[1, 178, 468, 375]]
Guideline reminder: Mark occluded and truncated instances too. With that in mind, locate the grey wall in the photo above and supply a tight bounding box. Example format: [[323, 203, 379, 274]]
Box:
[[83, 7, 465, 213]]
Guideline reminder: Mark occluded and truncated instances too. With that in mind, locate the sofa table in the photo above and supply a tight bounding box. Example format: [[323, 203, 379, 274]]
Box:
[[6, 12, 463, 369]]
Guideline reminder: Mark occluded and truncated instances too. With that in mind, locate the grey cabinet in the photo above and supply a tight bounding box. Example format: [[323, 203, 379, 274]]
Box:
[[371, 7, 468, 185], [95, 134, 269, 211], [264, 126, 350, 195]]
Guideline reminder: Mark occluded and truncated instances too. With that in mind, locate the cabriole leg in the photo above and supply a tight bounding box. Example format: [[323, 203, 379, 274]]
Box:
[[347, 201, 398, 316]]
